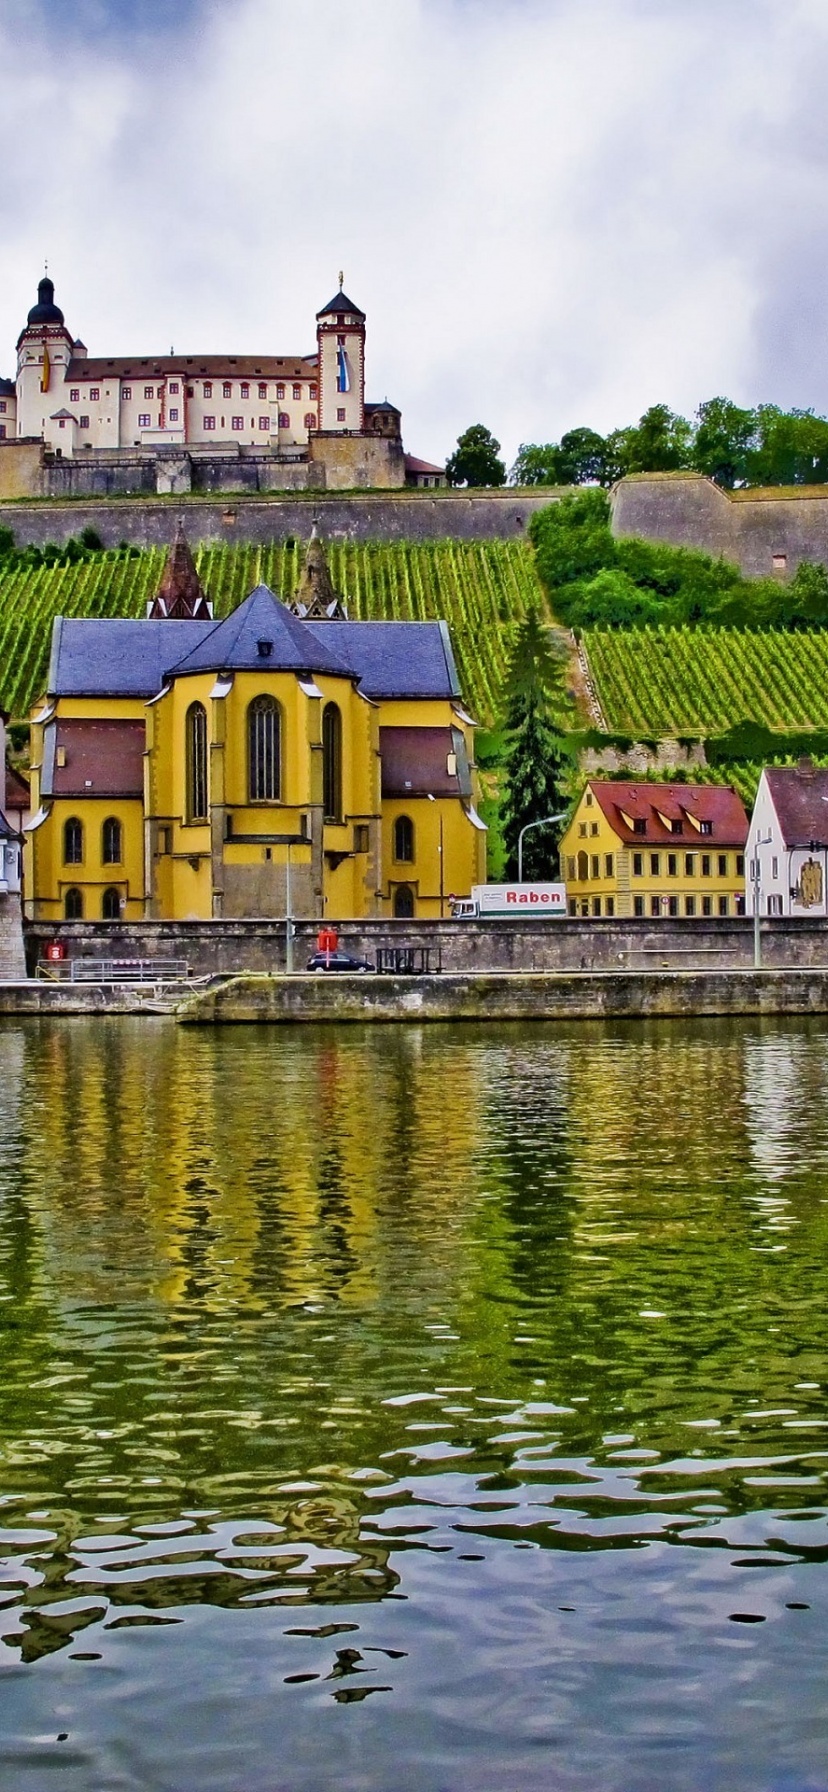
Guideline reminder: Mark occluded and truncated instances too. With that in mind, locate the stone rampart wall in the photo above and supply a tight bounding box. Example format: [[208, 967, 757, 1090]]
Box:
[[22, 914, 828, 978], [611, 473, 828, 578], [0, 490, 551, 550]]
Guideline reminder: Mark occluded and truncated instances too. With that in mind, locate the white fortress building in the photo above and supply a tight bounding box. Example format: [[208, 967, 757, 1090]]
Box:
[[0, 276, 444, 496]]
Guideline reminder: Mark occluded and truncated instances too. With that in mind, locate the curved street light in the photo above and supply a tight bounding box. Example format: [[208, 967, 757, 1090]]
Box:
[[517, 810, 569, 884]]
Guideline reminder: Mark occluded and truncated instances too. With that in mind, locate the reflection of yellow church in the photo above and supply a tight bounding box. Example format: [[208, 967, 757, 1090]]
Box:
[[25, 526, 486, 921]]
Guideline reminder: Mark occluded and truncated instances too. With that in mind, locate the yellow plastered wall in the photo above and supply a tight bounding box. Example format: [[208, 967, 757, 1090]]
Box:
[[25, 694, 148, 921], [560, 784, 746, 919]]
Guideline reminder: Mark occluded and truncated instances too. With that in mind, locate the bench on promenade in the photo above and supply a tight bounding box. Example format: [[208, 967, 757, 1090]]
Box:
[[374, 944, 442, 975]]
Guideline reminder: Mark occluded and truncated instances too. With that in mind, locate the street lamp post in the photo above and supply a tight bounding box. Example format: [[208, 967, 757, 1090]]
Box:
[[517, 811, 569, 885], [752, 832, 772, 969]]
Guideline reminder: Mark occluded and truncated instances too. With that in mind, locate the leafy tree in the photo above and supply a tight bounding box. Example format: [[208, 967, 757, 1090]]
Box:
[[614, 404, 693, 476], [500, 607, 571, 880], [511, 429, 612, 487], [529, 488, 615, 591], [788, 560, 828, 626], [746, 406, 828, 487], [511, 443, 565, 486], [692, 397, 756, 488], [445, 424, 506, 488]]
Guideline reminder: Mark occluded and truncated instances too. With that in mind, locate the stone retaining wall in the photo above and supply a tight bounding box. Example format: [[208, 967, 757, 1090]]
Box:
[[22, 914, 828, 979]]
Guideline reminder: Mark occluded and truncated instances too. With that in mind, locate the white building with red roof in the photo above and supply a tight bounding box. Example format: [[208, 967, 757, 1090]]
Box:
[[746, 761, 828, 917]]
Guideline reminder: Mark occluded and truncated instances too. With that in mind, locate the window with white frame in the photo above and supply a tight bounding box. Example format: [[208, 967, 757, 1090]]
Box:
[[169, 382, 179, 394], [123, 386, 132, 399], [90, 387, 100, 401], [138, 413, 151, 427], [144, 385, 154, 398], [169, 408, 179, 422], [69, 388, 79, 402], [203, 382, 212, 397], [203, 415, 215, 430], [223, 383, 232, 398], [232, 416, 243, 430], [258, 416, 270, 430]]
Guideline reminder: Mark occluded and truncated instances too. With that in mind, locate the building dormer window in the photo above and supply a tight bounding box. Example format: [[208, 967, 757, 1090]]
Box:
[[670, 820, 683, 835], [699, 820, 712, 835], [633, 818, 646, 834]]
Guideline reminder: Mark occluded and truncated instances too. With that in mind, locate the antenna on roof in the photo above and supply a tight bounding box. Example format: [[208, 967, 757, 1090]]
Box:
[[338, 269, 344, 289]]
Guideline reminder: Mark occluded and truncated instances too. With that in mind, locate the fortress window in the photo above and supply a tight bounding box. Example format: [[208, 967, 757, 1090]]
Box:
[[102, 817, 122, 864], [232, 416, 243, 431], [322, 703, 343, 824], [123, 386, 132, 399], [394, 815, 415, 863], [278, 413, 289, 429], [248, 696, 281, 803], [258, 383, 267, 399], [305, 413, 317, 430], [169, 382, 179, 394], [90, 387, 100, 401], [277, 384, 285, 399], [241, 382, 250, 398], [292, 384, 301, 400], [186, 702, 209, 822], [310, 384, 317, 399], [69, 388, 79, 402], [203, 415, 215, 430], [79, 415, 89, 428], [203, 382, 212, 397], [138, 414, 151, 428], [169, 408, 179, 422], [64, 887, 83, 919], [102, 887, 121, 919], [223, 383, 232, 398], [337, 408, 346, 422], [259, 416, 270, 431], [144, 385, 154, 398], [64, 817, 83, 865]]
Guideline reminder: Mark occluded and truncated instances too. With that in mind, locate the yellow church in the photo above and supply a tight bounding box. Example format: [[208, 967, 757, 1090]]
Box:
[[25, 526, 486, 922]]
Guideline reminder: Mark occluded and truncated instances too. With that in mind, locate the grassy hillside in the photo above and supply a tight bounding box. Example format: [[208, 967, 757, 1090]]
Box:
[[0, 538, 545, 721], [584, 626, 828, 735]]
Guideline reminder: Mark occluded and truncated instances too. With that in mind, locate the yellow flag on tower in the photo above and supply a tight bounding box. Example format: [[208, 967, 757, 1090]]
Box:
[[41, 346, 50, 393]]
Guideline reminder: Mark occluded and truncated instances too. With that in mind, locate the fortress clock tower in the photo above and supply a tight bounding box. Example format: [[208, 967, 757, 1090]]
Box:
[[316, 279, 365, 434], [16, 276, 75, 443]]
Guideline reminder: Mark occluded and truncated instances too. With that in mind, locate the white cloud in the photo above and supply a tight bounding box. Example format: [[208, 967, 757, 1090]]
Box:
[[1, 0, 828, 468]]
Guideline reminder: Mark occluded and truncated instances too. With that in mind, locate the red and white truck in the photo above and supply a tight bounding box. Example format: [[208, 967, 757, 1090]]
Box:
[[450, 883, 567, 919]]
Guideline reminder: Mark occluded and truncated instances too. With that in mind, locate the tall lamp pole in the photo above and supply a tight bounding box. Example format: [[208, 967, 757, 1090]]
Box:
[[518, 811, 569, 884], [752, 831, 772, 970]]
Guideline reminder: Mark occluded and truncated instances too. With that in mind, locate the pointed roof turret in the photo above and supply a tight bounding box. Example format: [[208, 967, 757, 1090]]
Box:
[[290, 524, 348, 620], [148, 518, 213, 619], [316, 281, 365, 320], [164, 584, 350, 680]]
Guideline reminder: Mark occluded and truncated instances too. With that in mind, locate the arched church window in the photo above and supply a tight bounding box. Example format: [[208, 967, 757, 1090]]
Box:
[[64, 887, 83, 919], [322, 704, 343, 823], [102, 887, 121, 919], [186, 703, 208, 822], [63, 817, 83, 865], [248, 696, 281, 802], [393, 884, 414, 918], [102, 816, 122, 864]]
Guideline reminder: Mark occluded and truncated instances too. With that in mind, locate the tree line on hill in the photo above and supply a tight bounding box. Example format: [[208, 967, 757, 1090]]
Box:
[[529, 490, 828, 630], [445, 401, 828, 491], [0, 526, 141, 568]]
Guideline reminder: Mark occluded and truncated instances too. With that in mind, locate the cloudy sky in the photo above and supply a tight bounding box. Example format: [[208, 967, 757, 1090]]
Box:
[[1, 0, 827, 469]]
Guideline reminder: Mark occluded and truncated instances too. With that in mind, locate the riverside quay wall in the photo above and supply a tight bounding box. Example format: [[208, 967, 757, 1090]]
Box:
[[22, 915, 828, 979], [177, 967, 828, 1026]]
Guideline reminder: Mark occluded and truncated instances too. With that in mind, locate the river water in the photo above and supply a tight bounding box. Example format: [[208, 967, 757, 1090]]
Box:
[[1, 1015, 828, 1791]]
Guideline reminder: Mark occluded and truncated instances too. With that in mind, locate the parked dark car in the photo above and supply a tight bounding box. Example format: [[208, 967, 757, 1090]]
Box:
[[305, 949, 375, 974]]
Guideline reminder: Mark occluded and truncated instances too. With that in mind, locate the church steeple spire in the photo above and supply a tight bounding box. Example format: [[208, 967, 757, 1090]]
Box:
[[290, 524, 348, 619], [148, 517, 213, 619]]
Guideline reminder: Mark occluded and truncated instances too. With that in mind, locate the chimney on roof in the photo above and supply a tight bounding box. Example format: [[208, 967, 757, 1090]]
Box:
[[148, 516, 213, 620], [798, 755, 815, 779]]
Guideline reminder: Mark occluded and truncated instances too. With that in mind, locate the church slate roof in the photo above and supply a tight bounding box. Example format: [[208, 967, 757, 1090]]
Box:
[[164, 586, 350, 679], [316, 291, 366, 319], [46, 595, 462, 703], [306, 620, 460, 700]]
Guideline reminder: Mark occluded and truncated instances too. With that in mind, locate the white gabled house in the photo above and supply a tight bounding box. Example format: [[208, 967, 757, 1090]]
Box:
[[746, 761, 828, 917]]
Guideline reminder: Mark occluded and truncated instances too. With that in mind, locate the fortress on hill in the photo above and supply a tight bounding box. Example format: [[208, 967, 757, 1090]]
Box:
[[0, 276, 444, 500]]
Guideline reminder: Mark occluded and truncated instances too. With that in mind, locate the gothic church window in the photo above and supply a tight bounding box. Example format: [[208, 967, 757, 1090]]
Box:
[[322, 703, 342, 823], [102, 887, 121, 919], [186, 703, 208, 822], [394, 815, 414, 863], [248, 696, 281, 802], [64, 817, 83, 865], [102, 817, 122, 864], [64, 887, 83, 919]]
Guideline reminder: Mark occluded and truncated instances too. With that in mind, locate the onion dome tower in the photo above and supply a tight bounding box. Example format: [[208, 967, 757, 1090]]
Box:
[[15, 275, 75, 442], [290, 524, 348, 620], [148, 518, 213, 619]]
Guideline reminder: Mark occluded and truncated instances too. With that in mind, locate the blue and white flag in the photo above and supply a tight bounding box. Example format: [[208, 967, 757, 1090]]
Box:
[[336, 345, 350, 394]]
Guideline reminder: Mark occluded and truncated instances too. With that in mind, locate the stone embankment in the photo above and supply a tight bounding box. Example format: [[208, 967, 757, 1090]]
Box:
[[5, 967, 828, 1025]]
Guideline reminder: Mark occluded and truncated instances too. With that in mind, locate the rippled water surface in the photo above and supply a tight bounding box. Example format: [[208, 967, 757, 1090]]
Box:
[[2, 1015, 828, 1789]]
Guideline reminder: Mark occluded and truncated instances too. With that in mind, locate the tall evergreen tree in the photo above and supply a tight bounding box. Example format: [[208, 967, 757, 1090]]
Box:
[[501, 608, 571, 881]]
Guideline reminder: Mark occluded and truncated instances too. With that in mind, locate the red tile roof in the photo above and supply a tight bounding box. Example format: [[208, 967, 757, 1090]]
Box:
[[4, 763, 29, 812], [764, 765, 828, 847], [588, 780, 748, 845], [51, 721, 145, 799], [65, 355, 317, 382]]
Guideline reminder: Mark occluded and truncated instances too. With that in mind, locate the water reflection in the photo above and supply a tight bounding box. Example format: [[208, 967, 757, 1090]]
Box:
[[1, 1016, 828, 1790]]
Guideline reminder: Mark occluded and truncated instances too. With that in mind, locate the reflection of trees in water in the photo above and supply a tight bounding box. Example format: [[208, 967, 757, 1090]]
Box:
[[3, 1488, 399, 1664]]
